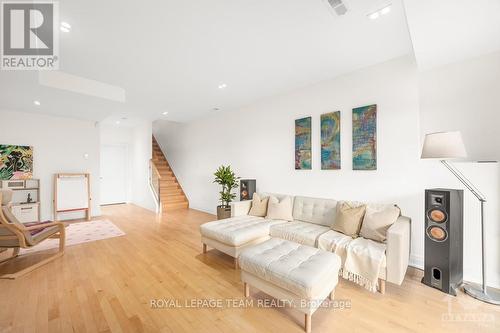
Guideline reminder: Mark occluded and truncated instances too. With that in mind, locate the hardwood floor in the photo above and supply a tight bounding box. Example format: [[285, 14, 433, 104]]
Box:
[[0, 204, 499, 333]]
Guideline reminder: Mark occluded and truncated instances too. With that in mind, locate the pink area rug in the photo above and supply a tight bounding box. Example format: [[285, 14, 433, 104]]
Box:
[[20, 219, 125, 255]]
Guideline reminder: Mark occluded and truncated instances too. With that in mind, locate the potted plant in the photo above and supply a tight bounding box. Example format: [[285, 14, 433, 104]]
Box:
[[213, 165, 239, 219]]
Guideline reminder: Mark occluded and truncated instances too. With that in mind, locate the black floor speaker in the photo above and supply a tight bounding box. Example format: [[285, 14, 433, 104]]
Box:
[[422, 189, 464, 295]]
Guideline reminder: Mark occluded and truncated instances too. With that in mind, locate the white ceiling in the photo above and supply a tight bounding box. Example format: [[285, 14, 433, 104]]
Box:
[[1, 0, 414, 123], [404, 0, 500, 71]]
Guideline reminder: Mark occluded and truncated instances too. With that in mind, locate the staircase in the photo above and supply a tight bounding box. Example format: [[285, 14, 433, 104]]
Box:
[[152, 137, 189, 211]]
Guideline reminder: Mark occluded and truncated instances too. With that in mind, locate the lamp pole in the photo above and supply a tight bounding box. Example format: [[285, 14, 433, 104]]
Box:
[[441, 160, 500, 305]]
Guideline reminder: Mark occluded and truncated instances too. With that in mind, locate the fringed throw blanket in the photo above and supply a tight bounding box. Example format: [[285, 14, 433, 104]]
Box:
[[342, 237, 386, 292]]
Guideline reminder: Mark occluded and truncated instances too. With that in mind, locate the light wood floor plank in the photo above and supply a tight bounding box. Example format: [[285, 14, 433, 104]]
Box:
[[0, 204, 499, 333]]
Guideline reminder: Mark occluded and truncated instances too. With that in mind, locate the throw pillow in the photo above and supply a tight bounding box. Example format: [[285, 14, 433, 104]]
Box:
[[266, 196, 294, 221], [360, 205, 401, 242], [248, 193, 269, 217], [332, 202, 366, 237]]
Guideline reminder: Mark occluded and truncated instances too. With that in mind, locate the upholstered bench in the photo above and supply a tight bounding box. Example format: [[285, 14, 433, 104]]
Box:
[[200, 215, 287, 267], [239, 238, 341, 333]]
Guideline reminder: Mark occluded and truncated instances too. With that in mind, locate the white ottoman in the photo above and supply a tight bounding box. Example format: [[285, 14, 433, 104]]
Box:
[[239, 238, 341, 333], [200, 216, 287, 268]]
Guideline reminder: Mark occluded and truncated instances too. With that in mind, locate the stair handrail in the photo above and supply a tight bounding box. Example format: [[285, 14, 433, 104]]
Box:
[[149, 159, 162, 210]]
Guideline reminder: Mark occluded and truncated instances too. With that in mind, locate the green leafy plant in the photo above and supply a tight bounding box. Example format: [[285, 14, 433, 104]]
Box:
[[213, 165, 239, 207]]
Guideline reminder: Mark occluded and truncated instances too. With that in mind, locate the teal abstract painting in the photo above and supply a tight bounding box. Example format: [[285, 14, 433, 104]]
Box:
[[352, 105, 377, 170], [295, 117, 312, 170], [321, 111, 341, 169]]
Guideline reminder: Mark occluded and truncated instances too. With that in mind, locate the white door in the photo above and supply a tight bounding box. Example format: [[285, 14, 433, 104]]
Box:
[[100, 145, 128, 205]]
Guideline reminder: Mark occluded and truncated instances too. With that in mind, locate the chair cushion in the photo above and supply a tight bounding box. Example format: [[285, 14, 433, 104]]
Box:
[[1, 189, 13, 205], [200, 216, 286, 247], [269, 221, 330, 247], [29, 225, 61, 246], [292, 196, 337, 226], [239, 238, 341, 298]]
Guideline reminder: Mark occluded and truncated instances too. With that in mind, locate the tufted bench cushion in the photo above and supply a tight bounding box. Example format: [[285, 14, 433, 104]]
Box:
[[239, 238, 341, 299], [200, 216, 287, 247], [269, 221, 330, 247]]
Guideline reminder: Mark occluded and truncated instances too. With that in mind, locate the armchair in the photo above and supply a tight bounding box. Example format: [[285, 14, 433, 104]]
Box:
[[0, 189, 66, 279]]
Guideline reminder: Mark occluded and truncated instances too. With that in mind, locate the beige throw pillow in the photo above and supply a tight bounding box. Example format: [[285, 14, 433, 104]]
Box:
[[248, 193, 269, 217], [332, 202, 366, 237], [360, 205, 401, 242], [266, 196, 294, 221]]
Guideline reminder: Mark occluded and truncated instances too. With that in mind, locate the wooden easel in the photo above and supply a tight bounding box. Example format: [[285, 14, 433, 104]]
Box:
[[53, 173, 91, 221]]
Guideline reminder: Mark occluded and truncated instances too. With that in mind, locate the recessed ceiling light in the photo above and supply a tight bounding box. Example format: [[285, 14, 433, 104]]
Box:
[[33, 100, 40, 106], [60, 21, 71, 32], [115, 120, 120, 125], [162, 111, 168, 115], [218, 83, 227, 89], [368, 4, 391, 20]]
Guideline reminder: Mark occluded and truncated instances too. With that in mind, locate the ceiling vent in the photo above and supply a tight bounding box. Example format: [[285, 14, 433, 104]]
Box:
[[327, 0, 347, 16]]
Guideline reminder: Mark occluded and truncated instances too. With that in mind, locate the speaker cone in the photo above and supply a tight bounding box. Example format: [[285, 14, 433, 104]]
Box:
[[428, 208, 447, 223], [427, 226, 447, 242]]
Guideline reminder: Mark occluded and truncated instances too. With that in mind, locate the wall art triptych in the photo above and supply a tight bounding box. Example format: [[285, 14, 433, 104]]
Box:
[[294, 104, 377, 171], [320, 111, 341, 170], [295, 117, 312, 170]]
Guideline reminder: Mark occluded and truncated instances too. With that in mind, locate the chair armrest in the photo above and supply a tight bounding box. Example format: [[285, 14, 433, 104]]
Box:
[[230, 201, 252, 217], [386, 215, 411, 285]]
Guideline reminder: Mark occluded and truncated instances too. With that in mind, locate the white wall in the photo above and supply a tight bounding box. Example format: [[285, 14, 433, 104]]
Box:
[[0, 110, 101, 220], [419, 50, 500, 287], [131, 121, 157, 212], [154, 54, 423, 259]]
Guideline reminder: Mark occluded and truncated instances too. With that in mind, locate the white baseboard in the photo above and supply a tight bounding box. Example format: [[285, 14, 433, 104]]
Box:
[[409, 254, 424, 270], [189, 206, 216, 215]]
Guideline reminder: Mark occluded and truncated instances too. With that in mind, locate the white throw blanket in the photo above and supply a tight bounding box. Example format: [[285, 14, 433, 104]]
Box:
[[342, 237, 386, 292]]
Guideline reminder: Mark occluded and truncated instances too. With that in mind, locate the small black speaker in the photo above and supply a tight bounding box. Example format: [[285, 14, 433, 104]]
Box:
[[240, 180, 256, 201], [422, 189, 463, 295]]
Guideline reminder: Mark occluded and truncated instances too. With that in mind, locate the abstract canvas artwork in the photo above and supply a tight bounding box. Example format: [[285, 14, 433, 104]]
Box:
[[0, 145, 33, 180], [352, 104, 377, 170], [321, 111, 341, 169], [295, 117, 312, 170]]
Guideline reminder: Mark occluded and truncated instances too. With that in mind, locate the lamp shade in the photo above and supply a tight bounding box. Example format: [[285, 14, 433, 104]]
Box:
[[421, 131, 467, 159]]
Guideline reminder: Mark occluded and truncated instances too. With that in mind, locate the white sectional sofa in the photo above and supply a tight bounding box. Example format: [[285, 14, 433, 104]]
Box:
[[200, 193, 411, 291]]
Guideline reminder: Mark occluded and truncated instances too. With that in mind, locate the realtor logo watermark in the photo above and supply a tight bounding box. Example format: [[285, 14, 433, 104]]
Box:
[[1, 1, 59, 70]]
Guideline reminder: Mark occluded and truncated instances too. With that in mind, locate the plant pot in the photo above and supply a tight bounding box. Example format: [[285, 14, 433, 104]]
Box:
[[217, 205, 231, 220]]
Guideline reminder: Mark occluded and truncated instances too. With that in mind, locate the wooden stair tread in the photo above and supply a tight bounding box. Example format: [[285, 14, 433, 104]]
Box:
[[152, 136, 189, 209]]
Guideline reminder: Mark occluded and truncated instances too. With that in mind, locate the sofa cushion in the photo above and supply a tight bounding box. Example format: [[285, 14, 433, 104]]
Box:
[[331, 202, 366, 237], [248, 193, 269, 217], [269, 221, 330, 247], [239, 238, 341, 299], [360, 205, 401, 242], [200, 216, 286, 247], [292, 196, 337, 227], [266, 196, 294, 221]]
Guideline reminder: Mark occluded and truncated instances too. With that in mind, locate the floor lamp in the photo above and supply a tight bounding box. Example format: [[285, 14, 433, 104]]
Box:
[[421, 131, 500, 305]]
